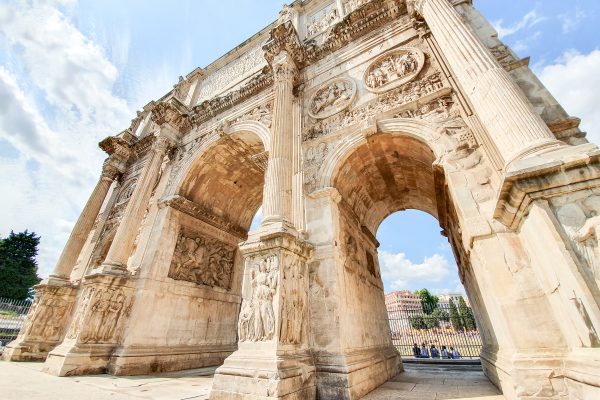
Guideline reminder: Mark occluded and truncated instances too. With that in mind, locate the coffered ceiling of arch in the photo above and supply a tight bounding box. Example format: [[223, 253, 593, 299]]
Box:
[[334, 133, 437, 234]]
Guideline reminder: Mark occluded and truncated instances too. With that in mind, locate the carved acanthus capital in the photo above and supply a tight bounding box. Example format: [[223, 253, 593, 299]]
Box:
[[101, 159, 123, 182], [272, 51, 298, 84], [407, 0, 426, 17], [263, 21, 305, 69], [150, 99, 191, 133], [277, 4, 297, 25]]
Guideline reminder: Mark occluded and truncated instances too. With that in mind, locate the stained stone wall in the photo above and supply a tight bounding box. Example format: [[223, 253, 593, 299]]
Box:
[[4, 1, 600, 399]]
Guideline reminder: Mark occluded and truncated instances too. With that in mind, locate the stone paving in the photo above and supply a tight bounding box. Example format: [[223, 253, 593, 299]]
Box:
[[0, 361, 504, 400]]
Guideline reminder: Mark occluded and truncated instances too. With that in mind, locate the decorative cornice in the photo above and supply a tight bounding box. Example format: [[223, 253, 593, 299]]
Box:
[[305, 0, 406, 65], [160, 195, 247, 239], [99, 135, 133, 162], [150, 98, 191, 133]]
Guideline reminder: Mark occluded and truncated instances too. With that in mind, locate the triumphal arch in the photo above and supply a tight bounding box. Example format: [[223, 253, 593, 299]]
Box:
[[4, 0, 600, 398]]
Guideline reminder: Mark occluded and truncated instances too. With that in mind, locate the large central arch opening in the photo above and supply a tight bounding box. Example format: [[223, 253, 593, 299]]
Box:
[[329, 131, 492, 391]]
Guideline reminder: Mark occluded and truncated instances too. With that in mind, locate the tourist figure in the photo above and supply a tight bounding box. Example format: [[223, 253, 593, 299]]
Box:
[[441, 346, 450, 359], [420, 343, 430, 358], [430, 345, 440, 358], [451, 347, 462, 359], [412, 343, 420, 358]]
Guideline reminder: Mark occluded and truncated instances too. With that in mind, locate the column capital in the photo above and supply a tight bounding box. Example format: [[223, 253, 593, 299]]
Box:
[[100, 159, 123, 182], [272, 51, 298, 84], [263, 21, 305, 69], [407, 0, 426, 16]]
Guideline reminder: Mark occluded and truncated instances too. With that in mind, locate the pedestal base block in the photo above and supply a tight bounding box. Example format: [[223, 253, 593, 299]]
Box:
[[210, 351, 316, 400], [315, 346, 400, 400]]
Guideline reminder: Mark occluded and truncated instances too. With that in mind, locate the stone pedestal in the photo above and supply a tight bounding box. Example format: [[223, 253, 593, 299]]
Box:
[[209, 232, 316, 399], [2, 282, 77, 361], [42, 272, 135, 376]]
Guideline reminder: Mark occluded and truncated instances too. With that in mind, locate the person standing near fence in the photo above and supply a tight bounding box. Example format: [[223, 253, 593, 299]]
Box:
[[451, 347, 461, 359], [441, 345, 449, 359], [430, 345, 440, 358], [412, 343, 420, 358], [420, 343, 430, 358]]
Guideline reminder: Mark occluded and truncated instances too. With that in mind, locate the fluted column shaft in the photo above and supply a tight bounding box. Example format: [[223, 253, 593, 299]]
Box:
[[416, 0, 560, 165], [101, 133, 172, 271], [262, 51, 297, 225], [50, 159, 121, 280]]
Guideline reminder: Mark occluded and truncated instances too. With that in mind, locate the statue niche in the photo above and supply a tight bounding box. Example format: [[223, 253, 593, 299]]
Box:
[[168, 231, 236, 290], [364, 47, 425, 93]]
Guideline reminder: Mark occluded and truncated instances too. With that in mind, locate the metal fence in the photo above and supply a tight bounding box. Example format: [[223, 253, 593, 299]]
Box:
[[388, 302, 482, 359], [0, 297, 32, 348]]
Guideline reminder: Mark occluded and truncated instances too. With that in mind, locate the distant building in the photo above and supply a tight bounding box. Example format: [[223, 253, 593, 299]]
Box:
[[438, 293, 470, 308], [385, 290, 423, 316]]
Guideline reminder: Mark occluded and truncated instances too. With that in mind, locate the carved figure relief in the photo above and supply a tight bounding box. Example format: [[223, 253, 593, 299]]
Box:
[[20, 295, 70, 341], [279, 257, 306, 345], [344, 232, 360, 271], [303, 141, 338, 193], [309, 78, 356, 119], [116, 179, 138, 205], [303, 73, 444, 141], [238, 255, 279, 342], [79, 287, 132, 344], [169, 231, 236, 290], [364, 48, 425, 93], [306, 3, 339, 37], [173, 76, 192, 103], [556, 197, 600, 283], [66, 288, 94, 339], [233, 103, 273, 128]]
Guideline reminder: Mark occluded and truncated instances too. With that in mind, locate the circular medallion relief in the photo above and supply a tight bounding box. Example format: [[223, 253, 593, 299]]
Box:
[[363, 47, 426, 93], [308, 78, 357, 120]]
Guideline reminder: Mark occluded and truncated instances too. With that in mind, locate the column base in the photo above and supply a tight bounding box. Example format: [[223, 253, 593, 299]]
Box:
[[210, 346, 316, 400], [314, 345, 400, 400], [1, 340, 57, 362], [95, 261, 130, 276]]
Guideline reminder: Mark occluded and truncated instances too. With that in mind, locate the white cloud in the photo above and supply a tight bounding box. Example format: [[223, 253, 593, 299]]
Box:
[[558, 8, 586, 34], [538, 50, 600, 146], [0, 0, 133, 277], [493, 9, 545, 39], [379, 251, 453, 291]]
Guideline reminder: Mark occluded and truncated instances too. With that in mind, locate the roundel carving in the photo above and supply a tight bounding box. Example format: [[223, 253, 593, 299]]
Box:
[[363, 47, 425, 93], [308, 78, 357, 120]]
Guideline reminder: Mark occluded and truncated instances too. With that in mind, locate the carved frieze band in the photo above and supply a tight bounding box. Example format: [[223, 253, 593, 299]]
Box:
[[169, 230, 236, 290]]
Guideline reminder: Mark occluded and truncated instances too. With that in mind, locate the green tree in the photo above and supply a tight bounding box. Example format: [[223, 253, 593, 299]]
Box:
[[0, 231, 41, 300], [458, 296, 476, 331], [415, 288, 439, 314], [408, 314, 427, 330], [449, 299, 463, 331]]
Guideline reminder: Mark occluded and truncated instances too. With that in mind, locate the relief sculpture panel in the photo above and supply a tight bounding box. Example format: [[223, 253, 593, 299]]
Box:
[[279, 256, 307, 345], [75, 287, 133, 344], [364, 47, 425, 93], [169, 231, 236, 290], [308, 78, 356, 120], [238, 255, 279, 342]]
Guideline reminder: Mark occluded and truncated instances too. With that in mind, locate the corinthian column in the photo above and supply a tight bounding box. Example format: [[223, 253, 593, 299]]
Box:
[[412, 0, 562, 165], [48, 159, 123, 284], [99, 130, 175, 274], [261, 51, 297, 228]]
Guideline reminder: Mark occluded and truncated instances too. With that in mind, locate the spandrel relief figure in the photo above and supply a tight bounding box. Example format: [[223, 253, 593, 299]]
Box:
[[309, 79, 356, 120], [238, 255, 279, 342]]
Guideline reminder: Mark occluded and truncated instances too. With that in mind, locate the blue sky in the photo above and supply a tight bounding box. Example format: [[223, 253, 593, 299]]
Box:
[[0, 1, 599, 297]]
